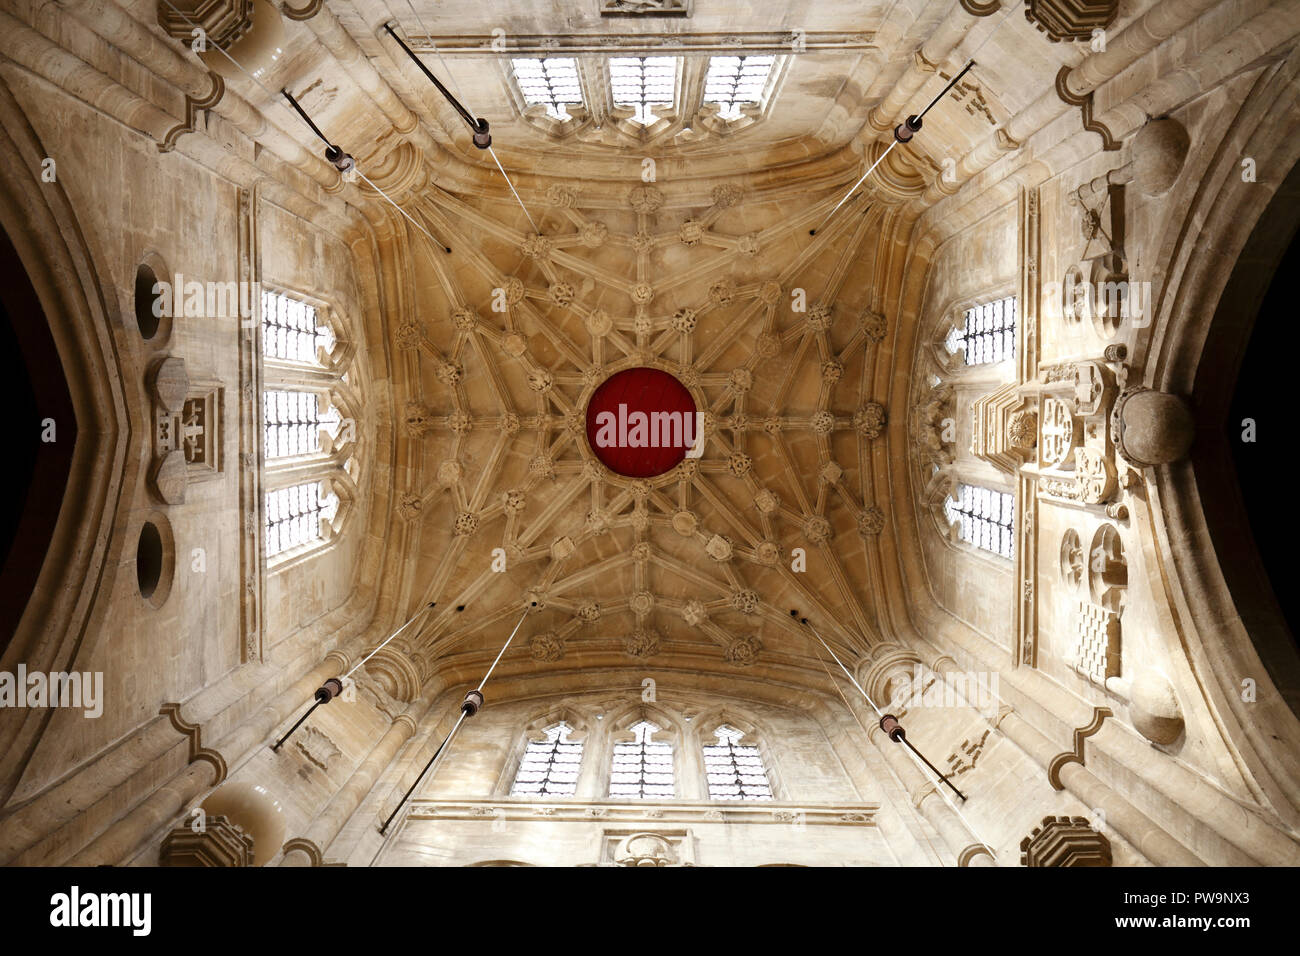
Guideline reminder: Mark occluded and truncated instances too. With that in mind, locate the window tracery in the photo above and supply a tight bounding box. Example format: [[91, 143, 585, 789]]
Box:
[[702, 724, 774, 801], [510, 722, 584, 797], [609, 719, 675, 799], [260, 288, 356, 566]]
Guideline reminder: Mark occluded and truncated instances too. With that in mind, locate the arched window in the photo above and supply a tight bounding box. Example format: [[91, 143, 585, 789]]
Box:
[[509, 722, 583, 797], [703, 55, 778, 121], [944, 482, 1015, 559], [510, 57, 583, 120], [703, 725, 773, 801], [260, 288, 356, 566], [609, 720, 674, 799], [609, 56, 677, 126], [946, 295, 1017, 367]]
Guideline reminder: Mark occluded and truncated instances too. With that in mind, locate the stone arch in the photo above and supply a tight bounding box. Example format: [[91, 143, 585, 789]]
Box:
[[1143, 54, 1300, 825], [691, 706, 786, 801], [0, 72, 131, 803]]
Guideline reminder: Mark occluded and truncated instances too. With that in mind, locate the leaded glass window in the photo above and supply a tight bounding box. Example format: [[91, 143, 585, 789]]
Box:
[[704, 55, 776, 121], [609, 56, 676, 125], [703, 725, 773, 801], [510, 723, 583, 796], [265, 481, 337, 558], [511, 57, 583, 120], [263, 390, 340, 461], [609, 720, 674, 799], [944, 483, 1015, 559], [261, 289, 333, 365], [946, 296, 1017, 366]]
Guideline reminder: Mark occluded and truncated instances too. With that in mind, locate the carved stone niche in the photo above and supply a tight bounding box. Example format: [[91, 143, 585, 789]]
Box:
[[1024, 0, 1118, 42], [160, 815, 254, 867], [148, 356, 225, 504], [1020, 816, 1111, 866]]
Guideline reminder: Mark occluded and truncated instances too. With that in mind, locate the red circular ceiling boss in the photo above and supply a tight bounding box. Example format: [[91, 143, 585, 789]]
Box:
[[585, 367, 698, 478]]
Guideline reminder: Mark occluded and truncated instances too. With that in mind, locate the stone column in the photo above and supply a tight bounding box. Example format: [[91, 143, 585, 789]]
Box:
[[279, 678, 440, 865], [860, 648, 995, 866], [865, 3, 975, 132], [928, 656, 1205, 866], [64, 655, 346, 865]]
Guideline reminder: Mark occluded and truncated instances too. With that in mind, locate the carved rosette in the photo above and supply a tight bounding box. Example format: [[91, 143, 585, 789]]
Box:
[[858, 507, 886, 536], [530, 632, 565, 662], [625, 628, 662, 658], [681, 600, 708, 626], [628, 185, 664, 213], [731, 588, 760, 614], [724, 637, 761, 667], [853, 403, 886, 438]]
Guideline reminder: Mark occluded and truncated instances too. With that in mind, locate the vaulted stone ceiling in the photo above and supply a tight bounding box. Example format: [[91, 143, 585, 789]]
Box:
[[381, 173, 904, 678], [247, 0, 1119, 688]]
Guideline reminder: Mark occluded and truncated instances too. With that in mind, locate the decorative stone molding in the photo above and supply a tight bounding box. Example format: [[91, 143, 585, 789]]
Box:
[[1128, 670, 1185, 745], [160, 815, 253, 867], [159, 72, 225, 153], [1070, 600, 1121, 686], [971, 382, 1031, 475], [280, 0, 323, 20], [157, 0, 253, 47], [147, 356, 225, 503], [1047, 707, 1112, 790], [1054, 66, 1120, 151], [419, 30, 874, 55], [159, 703, 227, 783], [279, 837, 324, 866], [626, 628, 661, 658], [530, 631, 565, 662], [599, 0, 690, 16], [408, 799, 879, 828], [611, 831, 685, 866], [1025, 0, 1118, 42], [858, 507, 886, 536], [1020, 816, 1112, 866], [362, 645, 423, 702], [723, 636, 760, 667], [912, 381, 954, 466], [853, 403, 886, 438], [958, 843, 996, 866]]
